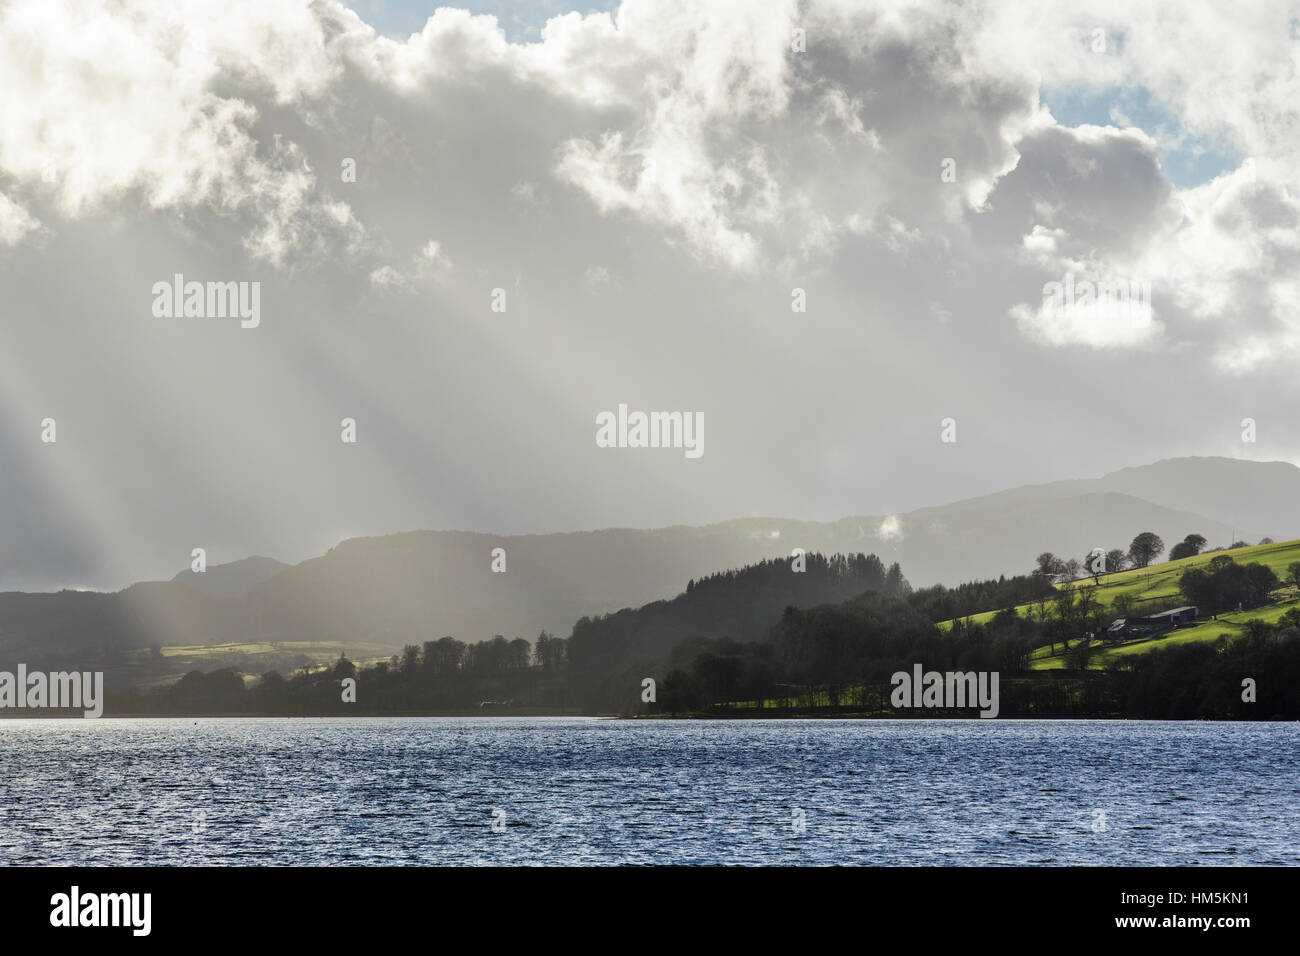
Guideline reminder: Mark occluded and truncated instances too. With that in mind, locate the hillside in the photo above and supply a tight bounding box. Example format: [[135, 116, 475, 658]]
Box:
[[116, 460, 1294, 651], [171, 555, 289, 597], [566, 552, 905, 686], [0, 457, 1295, 673], [946, 456, 1300, 541], [940, 538, 1300, 668]]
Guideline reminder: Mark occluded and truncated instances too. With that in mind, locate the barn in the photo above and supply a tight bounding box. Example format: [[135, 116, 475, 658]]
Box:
[[1105, 606, 1200, 638]]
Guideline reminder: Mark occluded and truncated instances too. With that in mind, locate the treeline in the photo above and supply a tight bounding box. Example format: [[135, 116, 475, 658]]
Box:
[[905, 573, 1055, 623], [115, 633, 576, 715], [655, 593, 1038, 712], [563, 553, 907, 707], [118, 552, 910, 714], [646, 553, 1299, 717], [125, 595, 1300, 719], [1107, 624, 1300, 718], [1036, 531, 1277, 583], [1179, 556, 1280, 612], [111, 550, 1300, 719], [655, 601, 1300, 719]]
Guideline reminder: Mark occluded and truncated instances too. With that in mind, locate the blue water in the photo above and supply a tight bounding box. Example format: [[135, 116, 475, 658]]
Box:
[[0, 718, 1295, 865]]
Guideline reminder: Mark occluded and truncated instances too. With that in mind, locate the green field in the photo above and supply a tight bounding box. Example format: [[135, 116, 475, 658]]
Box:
[[940, 538, 1300, 669], [120, 639, 396, 688]]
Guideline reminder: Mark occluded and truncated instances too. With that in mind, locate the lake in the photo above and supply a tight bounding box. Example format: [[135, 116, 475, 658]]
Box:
[[0, 717, 1295, 865]]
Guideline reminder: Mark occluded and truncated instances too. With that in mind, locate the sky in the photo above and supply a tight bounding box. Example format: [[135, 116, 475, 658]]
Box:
[[1, 0, 1299, 591]]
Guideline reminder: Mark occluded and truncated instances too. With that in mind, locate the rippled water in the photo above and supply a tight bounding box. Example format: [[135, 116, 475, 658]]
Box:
[[0, 717, 1295, 865]]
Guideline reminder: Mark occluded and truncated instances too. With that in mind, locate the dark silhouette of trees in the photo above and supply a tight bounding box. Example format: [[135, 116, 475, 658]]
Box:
[[1179, 557, 1279, 612], [533, 631, 566, 671], [111, 547, 1300, 721], [1127, 532, 1165, 568], [905, 572, 1053, 622], [1169, 533, 1208, 561], [1035, 552, 1065, 579]]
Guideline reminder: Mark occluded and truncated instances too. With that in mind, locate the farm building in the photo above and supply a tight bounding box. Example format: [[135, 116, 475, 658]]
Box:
[[1105, 606, 1200, 639]]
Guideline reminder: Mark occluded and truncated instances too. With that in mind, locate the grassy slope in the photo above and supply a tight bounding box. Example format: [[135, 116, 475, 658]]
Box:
[[939, 538, 1300, 669], [120, 640, 396, 688]]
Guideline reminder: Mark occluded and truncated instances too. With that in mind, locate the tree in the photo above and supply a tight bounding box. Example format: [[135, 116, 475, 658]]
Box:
[[1180, 567, 1212, 608], [884, 562, 910, 595], [1074, 584, 1105, 635], [427, 636, 465, 675], [1287, 562, 1300, 590], [1064, 639, 1093, 671], [1181, 558, 1278, 612], [1053, 587, 1079, 650], [660, 668, 703, 713], [401, 644, 421, 678], [1106, 548, 1129, 574], [534, 631, 567, 671], [1244, 563, 1280, 605], [1127, 532, 1165, 568], [1032, 593, 1054, 654], [508, 637, 532, 670], [1169, 533, 1207, 561]]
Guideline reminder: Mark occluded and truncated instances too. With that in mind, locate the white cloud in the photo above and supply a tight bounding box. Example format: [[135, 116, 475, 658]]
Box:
[[1011, 294, 1162, 349], [0, 192, 40, 246], [583, 265, 617, 293], [370, 239, 453, 290], [3, 0, 1300, 587], [0, 0, 365, 267]]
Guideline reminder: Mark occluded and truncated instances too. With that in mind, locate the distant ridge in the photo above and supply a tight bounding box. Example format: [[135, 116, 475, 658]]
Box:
[[171, 555, 289, 597], [0, 457, 1294, 660], [931, 456, 1300, 538]]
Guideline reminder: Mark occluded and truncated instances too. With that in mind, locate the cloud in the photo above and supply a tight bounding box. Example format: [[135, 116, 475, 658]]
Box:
[[1011, 287, 1161, 349], [370, 240, 453, 290], [583, 265, 617, 293], [0, 0, 366, 267], [2, 0, 1300, 589], [0, 192, 40, 246]]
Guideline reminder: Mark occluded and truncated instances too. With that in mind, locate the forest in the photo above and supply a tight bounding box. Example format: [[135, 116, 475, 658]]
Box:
[[104, 548, 1300, 719]]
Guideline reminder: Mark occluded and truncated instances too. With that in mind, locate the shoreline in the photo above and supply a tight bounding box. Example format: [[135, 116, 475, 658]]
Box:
[[0, 710, 1291, 721]]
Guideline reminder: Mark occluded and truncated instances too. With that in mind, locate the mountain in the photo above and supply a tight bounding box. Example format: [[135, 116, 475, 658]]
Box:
[[239, 481, 1260, 646], [171, 555, 289, 597], [0, 583, 241, 661], [1088, 457, 1300, 537], [883, 489, 1252, 585], [0, 457, 1294, 662], [947, 456, 1300, 539]]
